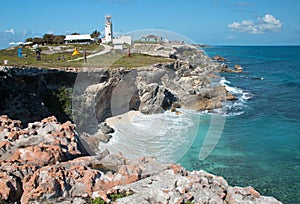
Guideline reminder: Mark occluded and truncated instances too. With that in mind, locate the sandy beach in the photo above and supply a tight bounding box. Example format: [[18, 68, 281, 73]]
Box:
[[105, 110, 140, 128]]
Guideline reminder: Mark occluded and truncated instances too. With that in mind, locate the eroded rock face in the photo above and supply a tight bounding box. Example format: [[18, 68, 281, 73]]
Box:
[[80, 45, 226, 127], [138, 82, 177, 114], [0, 116, 88, 162], [0, 68, 77, 125]]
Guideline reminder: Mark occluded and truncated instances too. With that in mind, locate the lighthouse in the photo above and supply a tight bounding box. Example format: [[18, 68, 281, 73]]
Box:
[[105, 15, 113, 43]]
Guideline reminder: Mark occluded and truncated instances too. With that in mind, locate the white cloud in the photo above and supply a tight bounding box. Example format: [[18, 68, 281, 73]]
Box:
[[228, 14, 282, 34], [5, 28, 15, 34], [0, 29, 38, 49]]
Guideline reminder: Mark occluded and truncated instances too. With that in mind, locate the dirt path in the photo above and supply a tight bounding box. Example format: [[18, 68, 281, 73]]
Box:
[[67, 44, 112, 62]]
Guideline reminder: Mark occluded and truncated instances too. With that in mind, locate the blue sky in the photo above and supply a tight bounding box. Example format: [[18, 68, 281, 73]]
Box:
[[0, 0, 299, 48]]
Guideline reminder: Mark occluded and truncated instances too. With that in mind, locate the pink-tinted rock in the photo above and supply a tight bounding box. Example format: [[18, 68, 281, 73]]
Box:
[[0, 115, 21, 129], [41, 116, 58, 124], [0, 172, 23, 202], [0, 115, 283, 204], [11, 144, 65, 166], [0, 141, 12, 152]]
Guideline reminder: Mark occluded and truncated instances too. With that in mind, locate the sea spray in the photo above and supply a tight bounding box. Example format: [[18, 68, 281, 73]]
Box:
[[99, 109, 203, 163]]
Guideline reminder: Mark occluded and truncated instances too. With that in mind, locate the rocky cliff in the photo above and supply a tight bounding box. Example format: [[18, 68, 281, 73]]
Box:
[[0, 67, 77, 126], [0, 115, 281, 203], [1, 44, 227, 131], [0, 44, 280, 203], [72, 45, 228, 151]]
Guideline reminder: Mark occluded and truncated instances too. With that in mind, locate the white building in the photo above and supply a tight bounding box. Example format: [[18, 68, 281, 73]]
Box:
[[105, 15, 113, 43], [64, 34, 94, 44], [113, 38, 124, 50], [113, 36, 132, 50]]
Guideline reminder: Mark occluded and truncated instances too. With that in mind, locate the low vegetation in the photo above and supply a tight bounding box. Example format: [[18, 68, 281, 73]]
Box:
[[87, 51, 173, 69], [0, 44, 104, 68], [89, 192, 133, 204], [112, 53, 172, 68], [0, 45, 173, 69], [41, 86, 72, 122]]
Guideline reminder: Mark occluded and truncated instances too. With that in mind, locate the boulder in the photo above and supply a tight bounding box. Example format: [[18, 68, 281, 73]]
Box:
[[226, 93, 238, 101], [234, 64, 243, 72], [138, 82, 176, 114], [98, 122, 114, 134], [212, 55, 227, 61], [0, 116, 89, 163]]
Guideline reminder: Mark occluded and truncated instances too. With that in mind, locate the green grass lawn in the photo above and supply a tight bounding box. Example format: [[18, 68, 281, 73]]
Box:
[[111, 53, 173, 69], [0, 44, 173, 69], [0, 44, 104, 68], [86, 51, 173, 69]]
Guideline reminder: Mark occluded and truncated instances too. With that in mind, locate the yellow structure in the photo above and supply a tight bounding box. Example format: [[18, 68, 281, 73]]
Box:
[[72, 47, 80, 56]]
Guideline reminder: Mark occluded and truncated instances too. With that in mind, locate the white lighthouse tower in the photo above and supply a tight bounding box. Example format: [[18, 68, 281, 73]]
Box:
[[105, 15, 113, 43]]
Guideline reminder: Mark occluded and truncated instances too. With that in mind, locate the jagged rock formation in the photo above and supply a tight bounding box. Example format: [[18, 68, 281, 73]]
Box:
[[0, 115, 281, 203]]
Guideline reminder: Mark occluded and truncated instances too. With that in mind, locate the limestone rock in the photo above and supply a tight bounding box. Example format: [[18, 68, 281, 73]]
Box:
[[226, 186, 281, 204], [98, 122, 114, 134], [138, 82, 176, 114], [0, 115, 282, 204], [0, 172, 23, 202], [0, 116, 89, 162]]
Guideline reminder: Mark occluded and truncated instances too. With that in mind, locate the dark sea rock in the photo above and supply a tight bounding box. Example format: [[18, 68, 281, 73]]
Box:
[[0, 67, 77, 126], [212, 55, 227, 61]]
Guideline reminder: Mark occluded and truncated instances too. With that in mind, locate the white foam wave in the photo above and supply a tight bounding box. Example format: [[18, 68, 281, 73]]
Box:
[[220, 77, 253, 116], [99, 110, 200, 162], [241, 92, 253, 101], [219, 78, 231, 85]]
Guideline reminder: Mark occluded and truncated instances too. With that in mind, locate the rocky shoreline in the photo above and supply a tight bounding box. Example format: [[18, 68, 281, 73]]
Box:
[[0, 43, 282, 203], [0, 115, 281, 203]]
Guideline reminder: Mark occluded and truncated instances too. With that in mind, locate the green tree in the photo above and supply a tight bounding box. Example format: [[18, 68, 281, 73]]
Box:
[[43, 33, 54, 44], [32, 37, 45, 44], [25, 37, 33, 42], [52, 35, 66, 44], [91, 30, 101, 38]]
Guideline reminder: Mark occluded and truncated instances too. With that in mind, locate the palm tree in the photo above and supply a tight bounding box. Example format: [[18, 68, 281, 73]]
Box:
[[91, 30, 101, 38]]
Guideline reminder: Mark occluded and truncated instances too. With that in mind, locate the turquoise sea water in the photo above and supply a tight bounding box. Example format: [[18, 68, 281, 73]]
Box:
[[100, 46, 299, 203], [178, 46, 300, 203]]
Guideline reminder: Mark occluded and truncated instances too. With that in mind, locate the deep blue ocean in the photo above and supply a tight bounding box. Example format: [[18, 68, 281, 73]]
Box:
[[178, 46, 300, 203]]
